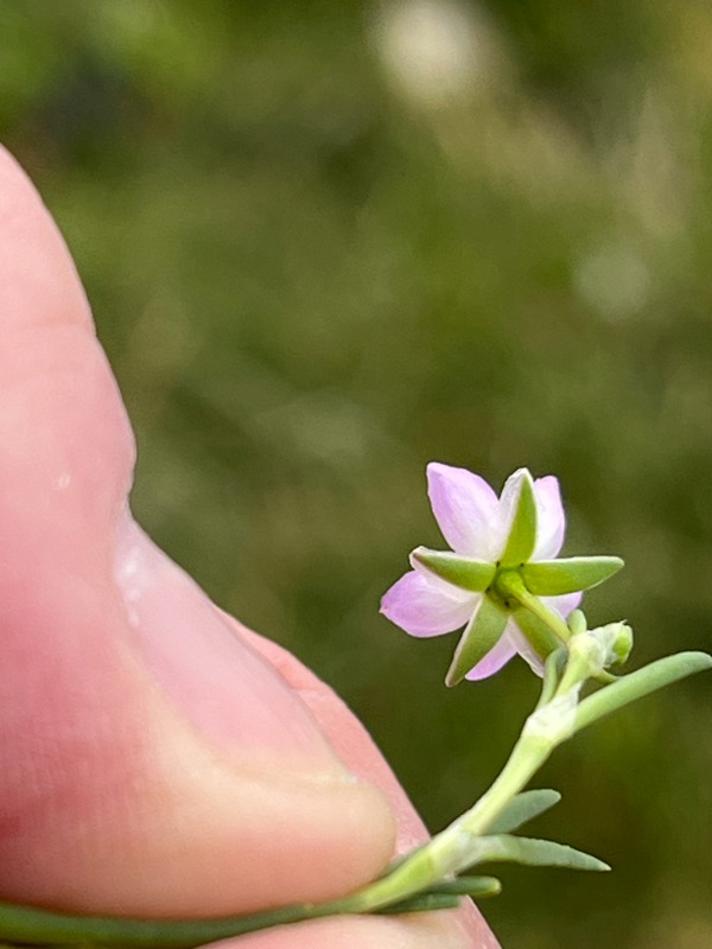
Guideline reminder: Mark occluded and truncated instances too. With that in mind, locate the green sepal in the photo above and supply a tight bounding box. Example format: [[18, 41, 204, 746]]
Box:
[[521, 557, 624, 596], [445, 595, 508, 687], [511, 604, 560, 661], [488, 789, 561, 834], [411, 547, 495, 592], [466, 835, 610, 873], [500, 470, 538, 567]]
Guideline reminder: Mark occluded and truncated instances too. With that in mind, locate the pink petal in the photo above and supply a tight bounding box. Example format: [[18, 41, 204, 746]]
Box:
[[465, 627, 517, 680], [426, 462, 500, 559], [508, 622, 547, 677], [533, 475, 566, 559], [543, 590, 582, 619], [380, 570, 477, 638]]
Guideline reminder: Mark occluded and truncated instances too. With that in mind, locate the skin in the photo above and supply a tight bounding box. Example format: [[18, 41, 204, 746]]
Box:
[[0, 148, 499, 948]]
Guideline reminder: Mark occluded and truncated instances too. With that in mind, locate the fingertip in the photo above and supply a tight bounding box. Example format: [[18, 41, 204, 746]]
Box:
[[0, 144, 92, 331], [0, 144, 135, 533], [218, 904, 495, 948]]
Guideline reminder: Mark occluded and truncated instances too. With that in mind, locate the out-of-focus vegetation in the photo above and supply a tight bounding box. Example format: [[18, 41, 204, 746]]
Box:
[[2, 1, 711, 945]]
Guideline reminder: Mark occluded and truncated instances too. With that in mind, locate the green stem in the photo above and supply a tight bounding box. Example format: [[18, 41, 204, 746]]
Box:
[[499, 574, 572, 644], [499, 575, 615, 684], [0, 898, 360, 948], [5, 650, 706, 948], [348, 673, 563, 912], [0, 889, 462, 949], [354, 737, 552, 913]]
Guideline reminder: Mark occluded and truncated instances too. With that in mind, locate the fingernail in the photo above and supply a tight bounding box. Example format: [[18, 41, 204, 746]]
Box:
[[114, 513, 345, 772]]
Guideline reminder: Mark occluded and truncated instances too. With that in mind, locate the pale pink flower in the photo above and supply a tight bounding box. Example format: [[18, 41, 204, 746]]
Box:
[[380, 464, 581, 680]]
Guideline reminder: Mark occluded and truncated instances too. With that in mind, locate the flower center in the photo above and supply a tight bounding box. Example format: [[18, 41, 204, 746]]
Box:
[[489, 566, 522, 610]]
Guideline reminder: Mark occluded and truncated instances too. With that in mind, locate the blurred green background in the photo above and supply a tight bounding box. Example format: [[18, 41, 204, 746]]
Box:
[[2, 1, 711, 945]]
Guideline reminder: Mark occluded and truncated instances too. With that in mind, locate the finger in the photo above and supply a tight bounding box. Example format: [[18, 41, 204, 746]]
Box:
[[234, 624, 498, 945], [234, 624, 431, 854], [0, 146, 394, 916], [228, 909, 495, 948]]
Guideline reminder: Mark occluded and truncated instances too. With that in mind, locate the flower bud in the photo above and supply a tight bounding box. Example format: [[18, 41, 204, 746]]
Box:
[[590, 621, 633, 667], [560, 621, 634, 693]]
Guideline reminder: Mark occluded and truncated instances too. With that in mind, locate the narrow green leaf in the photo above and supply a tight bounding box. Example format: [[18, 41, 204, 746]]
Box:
[[467, 835, 610, 873], [428, 877, 502, 898], [575, 651, 712, 735], [445, 595, 508, 687], [522, 557, 624, 596], [488, 789, 562, 834], [411, 547, 496, 592], [500, 470, 538, 567]]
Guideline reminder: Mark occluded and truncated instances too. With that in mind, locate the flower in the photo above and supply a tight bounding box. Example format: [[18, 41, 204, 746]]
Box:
[[380, 464, 623, 685]]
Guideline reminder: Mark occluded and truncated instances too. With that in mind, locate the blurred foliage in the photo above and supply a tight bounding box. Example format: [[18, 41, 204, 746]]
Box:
[[2, 1, 712, 945]]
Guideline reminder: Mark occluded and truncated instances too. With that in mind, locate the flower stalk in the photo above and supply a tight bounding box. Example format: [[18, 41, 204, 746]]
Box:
[[1, 464, 709, 947], [1, 648, 708, 946], [347, 643, 711, 914]]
